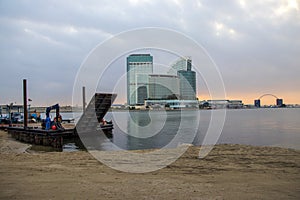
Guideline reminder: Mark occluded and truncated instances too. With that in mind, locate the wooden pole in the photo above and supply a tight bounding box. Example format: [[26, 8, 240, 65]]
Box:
[[82, 86, 86, 113], [23, 79, 28, 129]]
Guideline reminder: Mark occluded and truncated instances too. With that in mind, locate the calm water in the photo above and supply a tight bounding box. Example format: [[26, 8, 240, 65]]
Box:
[[97, 108, 300, 150], [18, 108, 300, 151]]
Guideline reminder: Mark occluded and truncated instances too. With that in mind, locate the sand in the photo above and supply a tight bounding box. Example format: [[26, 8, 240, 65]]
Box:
[[0, 130, 299, 199]]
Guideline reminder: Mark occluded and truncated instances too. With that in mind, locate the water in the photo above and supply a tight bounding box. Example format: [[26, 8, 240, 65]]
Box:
[[29, 108, 300, 151], [10, 109, 300, 151], [98, 108, 300, 150], [40, 112, 79, 121], [216, 109, 300, 149]]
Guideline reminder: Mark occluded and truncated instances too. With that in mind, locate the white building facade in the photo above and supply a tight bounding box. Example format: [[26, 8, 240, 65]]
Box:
[[127, 54, 153, 105], [148, 74, 180, 100]]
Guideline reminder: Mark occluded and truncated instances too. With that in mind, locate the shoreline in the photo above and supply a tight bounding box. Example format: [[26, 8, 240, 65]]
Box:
[[0, 130, 31, 154], [1, 127, 299, 152], [1, 106, 299, 115], [1, 130, 299, 199]]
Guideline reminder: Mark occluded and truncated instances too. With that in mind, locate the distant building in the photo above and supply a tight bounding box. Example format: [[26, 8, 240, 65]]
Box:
[[227, 100, 244, 109], [206, 100, 229, 109], [0, 104, 24, 114], [254, 99, 261, 107], [205, 100, 244, 109], [177, 70, 196, 100], [169, 57, 197, 100], [169, 57, 192, 74], [126, 55, 198, 106], [276, 99, 283, 107], [127, 54, 153, 105], [148, 74, 180, 100], [145, 99, 199, 109]]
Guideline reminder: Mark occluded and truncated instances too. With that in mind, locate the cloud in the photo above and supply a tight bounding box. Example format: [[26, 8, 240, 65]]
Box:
[[0, 0, 299, 105]]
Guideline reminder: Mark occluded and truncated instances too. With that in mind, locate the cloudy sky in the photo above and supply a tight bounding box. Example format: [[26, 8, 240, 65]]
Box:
[[0, 0, 299, 106]]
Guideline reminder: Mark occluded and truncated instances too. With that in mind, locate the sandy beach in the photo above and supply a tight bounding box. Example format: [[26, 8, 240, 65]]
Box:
[[0, 130, 299, 200]]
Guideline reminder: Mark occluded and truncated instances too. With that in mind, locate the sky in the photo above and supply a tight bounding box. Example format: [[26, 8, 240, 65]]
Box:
[[0, 0, 299, 106]]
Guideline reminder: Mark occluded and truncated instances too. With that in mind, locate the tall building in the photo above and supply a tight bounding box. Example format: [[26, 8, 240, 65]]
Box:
[[170, 57, 196, 100], [148, 74, 180, 100], [178, 70, 196, 100], [169, 57, 192, 74], [127, 54, 153, 105], [276, 99, 283, 107]]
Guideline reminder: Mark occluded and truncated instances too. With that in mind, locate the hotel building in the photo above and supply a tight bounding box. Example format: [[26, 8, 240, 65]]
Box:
[[126, 54, 153, 105]]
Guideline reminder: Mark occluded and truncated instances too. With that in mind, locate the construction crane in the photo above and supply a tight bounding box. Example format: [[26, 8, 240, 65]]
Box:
[[42, 104, 64, 130]]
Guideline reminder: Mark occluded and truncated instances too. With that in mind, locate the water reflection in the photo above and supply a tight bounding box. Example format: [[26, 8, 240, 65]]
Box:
[[55, 108, 300, 151], [108, 108, 300, 150], [109, 110, 199, 150]]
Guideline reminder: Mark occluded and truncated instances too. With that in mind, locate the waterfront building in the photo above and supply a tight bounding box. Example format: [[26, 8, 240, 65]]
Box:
[[127, 54, 153, 105], [227, 100, 244, 109], [254, 99, 261, 107], [169, 57, 192, 74], [177, 70, 196, 100], [145, 99, 199, 109], [204, 100, 244, 109], [276, 99, 283, 107], [148, 74, 180, 100], [169, 57, 197, 100]]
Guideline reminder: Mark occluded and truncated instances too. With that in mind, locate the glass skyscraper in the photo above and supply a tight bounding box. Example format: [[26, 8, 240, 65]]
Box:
[[178, 70, 196, 100], [148, 74, 180, 100], [127, 54, 153, 105], [171, 57, 196, 100], [169, 57, 192, 74]]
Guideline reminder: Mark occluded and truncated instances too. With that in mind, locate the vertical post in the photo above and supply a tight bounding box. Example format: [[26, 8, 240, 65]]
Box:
[[23, 79, 28, 129], [8, 103, 12, 127], [82, 86, 86, 114]]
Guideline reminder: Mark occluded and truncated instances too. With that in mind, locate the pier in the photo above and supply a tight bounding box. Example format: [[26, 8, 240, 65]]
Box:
[[4, 80, 116, 149], [8, 127, 75, 148]]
